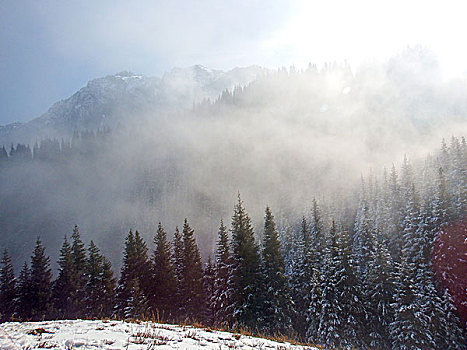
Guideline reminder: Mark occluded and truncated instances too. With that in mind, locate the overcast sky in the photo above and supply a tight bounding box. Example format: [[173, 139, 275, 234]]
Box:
[[1, 0, 467, 125]]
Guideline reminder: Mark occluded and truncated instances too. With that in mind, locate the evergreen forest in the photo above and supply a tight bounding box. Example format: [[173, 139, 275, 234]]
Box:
[[0, 136, 465, 349]]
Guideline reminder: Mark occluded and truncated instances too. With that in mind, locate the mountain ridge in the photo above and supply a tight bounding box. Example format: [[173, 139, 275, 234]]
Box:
[[0, 65, 266, 146]]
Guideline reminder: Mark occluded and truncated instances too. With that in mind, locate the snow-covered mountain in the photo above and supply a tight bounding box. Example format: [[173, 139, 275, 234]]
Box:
[[0, 320, 316, 349], [0, 65, 266, 146]]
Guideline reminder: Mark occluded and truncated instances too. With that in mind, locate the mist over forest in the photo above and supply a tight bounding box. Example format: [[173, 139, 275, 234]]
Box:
[[3, 0, 467, 347], [0, 47, 466, 272], [0, 39, 466, 349]]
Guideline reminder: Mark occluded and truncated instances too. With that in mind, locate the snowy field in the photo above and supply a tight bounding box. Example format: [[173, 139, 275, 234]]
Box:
[[0, 320, 318, 349]]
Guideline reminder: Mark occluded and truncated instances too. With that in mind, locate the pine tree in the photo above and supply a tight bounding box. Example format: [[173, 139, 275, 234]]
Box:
[[353, 179, 397, 347], [447, 136, 466, 219], [179, 218, 206, 322], [353, 195, 375, 282], [261, 206, 293, 335], [17, 262, 32, 320], [289, 217, 313, 339], [100, 256, 116, 318], [391, 183, 436, 349], [428, 219, 466, 348], [401, 184, 421, 269], [211, 220, 233, 327], [29, 237, 53, 320], [151, 222, 177, 321], [85, 240, 102, 318], [53, 236, 75, 318], [203, 256, 215, 326], [68, 225, 87, 318], [172, 226, 184, 321], [391, 258, 434, 349], [389, 167, 467, 349], [230, 195, 263, 331], [84, 240, 116, 318], [391, 185, 442, 349], [418, 268, 465, 349], [314, 222, 363, 349], [431, 167, 450, 240], [375, 168, 390, 235], [400, 155, 414, 200], [365, 232, 395, 349], [124, 278, 149, 320], [0, 249, 16, 321], [438, 290, 466, 349], [279, 216, 295, 278], [116, 230, 150, 318], [309, 198, 324, 268], [337, 228, 365, 348], [386, 165, 403, 261], [305, 262, 322, 344], [315, 221, 340, 347]]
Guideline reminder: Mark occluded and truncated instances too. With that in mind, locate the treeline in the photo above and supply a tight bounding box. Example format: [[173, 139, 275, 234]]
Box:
[[0, 201, 290, 330], [0, 227, 115, 321], [283, 136, 465, 349], [0, 199, 286, 321], [0, 136, 466, 350], [0, 128, 112, 164]]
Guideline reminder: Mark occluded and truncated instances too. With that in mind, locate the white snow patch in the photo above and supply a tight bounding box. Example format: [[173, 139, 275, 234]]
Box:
[[0, 320, 317, 349]]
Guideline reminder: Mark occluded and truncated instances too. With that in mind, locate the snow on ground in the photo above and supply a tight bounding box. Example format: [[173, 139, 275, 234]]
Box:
[[0, 320, 318, 349]]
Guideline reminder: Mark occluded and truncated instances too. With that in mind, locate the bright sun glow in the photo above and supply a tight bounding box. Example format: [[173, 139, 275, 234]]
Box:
[[262, 0, 467, 78]]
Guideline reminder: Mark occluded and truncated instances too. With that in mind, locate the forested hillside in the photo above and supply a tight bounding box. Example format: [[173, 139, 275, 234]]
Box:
[[2, 1, 467, 348], [1, 136, 465, 349], [1, 53, 466, 271]]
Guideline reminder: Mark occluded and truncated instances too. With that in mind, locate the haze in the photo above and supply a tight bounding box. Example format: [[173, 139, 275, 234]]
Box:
[[2, 0, 467, 124]]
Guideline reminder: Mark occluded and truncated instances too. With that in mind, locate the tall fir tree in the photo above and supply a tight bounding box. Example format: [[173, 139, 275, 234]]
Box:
[[116, 230, 150, 318], [314, 222, 364, 349], [289, 217, 313, 339], [172, 226, 184, 321], [29, 237, 53, 320], [179, 218, 206, 322], [386, 165, 403, 261], [438, 290, 466, 349], [230, 194, 263, 331], [391, 183, 435, 349], [391, 257, 434, 349], [416, 203, 466, 348], [309, 198, 324, 268], [84, 240, 116, 318], [17, 262, 32, 320], [336, 228, 365, 348], [211, 220, 234, 327], [261, 206, 293, 335], [71, 225, 87, 318], [353, 179, 375, 282], [151, 222, 177, 321], [203, 256, 215, 326], [365, 231, 395, 349], [353, 179, 395, 347], [100, 256, 116, 318], [433, 219, 467, 327], [431, 167, 450, 240], [447, 136, 466, 219], [124, 277, 149, 320], [53, 236, 76, 318], [84, 240, 103, 318], [305, 260, 322, 344], [0, 249, 16, 321]]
